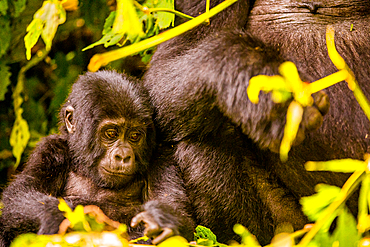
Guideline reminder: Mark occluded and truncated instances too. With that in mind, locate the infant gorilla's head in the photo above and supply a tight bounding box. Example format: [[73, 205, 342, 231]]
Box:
[[60, 70, 155, 188]]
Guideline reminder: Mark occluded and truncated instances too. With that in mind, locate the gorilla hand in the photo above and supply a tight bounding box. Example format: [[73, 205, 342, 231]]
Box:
[[131, 211, 177, 244], [267, 90, 330, 153]]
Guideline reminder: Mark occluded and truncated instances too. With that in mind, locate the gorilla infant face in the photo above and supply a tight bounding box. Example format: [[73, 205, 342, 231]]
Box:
[[61, 71, 155, 188], [97, 118, 146, 185]]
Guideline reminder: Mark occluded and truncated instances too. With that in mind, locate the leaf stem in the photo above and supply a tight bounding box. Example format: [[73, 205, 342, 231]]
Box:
[[149, 8, 195, 20], [205, 0, 211, 24], [307, 70, 348, 94], [326, 25, 370, 122]]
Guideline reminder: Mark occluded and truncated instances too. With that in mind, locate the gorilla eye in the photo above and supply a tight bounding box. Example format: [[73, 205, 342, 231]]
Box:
[[105, 129, 118, 139], [129, 132, 142, 142]]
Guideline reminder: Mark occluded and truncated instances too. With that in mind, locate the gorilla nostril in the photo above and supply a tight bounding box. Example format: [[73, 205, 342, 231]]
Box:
[[123, 156, 131, 164], [115, 155, 123, 162]]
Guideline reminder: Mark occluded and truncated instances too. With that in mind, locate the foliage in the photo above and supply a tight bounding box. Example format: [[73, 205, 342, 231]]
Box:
[[24, 0, 66, 60], [194, 225, 227, 247], [87, 0, 238, 71], [11, 199, 129, 247], [0, 0, 108, 169], [81, 0, 175, 51], [2, 1, 370, 247]]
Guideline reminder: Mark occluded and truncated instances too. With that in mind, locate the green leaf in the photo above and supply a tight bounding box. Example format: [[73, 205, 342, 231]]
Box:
[[155, 0, 175, 29], [0, 0, 8, 15], [83, 0, 146, 51], [308, 208, 360, 247], [331, 208, 360, 247], [194, 225, 217, 245], [0, 16, 10, 57], [0, 61, 11, 101], [9, 116, 30, 168], [194, 225, 228, 247], [82, 12, 122, 51], [84, 31, 125, 51], [300, 184, 341, 231], [102, 11, 116, 35], [36, 0, 66, 51], [307, 230, 332, 247], [12, 0, 26, 17], [114, 0, 144, 43], [24, 18, 43, 60], [358, 175, 370, 233], [24, 0, 66, 60]]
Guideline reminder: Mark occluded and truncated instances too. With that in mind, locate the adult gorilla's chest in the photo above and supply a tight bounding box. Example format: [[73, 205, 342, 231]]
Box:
[[246, 0, 370, 160]]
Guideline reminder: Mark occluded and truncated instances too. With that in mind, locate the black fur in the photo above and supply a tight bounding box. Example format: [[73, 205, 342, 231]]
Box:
[[138, 0, 370, 245], [0, 70, 155, 246]]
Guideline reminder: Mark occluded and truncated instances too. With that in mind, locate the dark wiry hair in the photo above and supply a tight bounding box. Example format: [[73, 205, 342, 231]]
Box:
[[59, 70, 155, 187]]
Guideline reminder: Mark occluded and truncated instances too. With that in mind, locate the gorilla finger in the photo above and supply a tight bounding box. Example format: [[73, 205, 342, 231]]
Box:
[[312, 91, 330, 116], [152, 228, 175, 245], [292, 127, 305, 147], [58, 218, 71, 234], [144, 224, 161, 237], [268, 139, 281, 153], [131, 212, 146, 227], [302, 106, 323, 131]]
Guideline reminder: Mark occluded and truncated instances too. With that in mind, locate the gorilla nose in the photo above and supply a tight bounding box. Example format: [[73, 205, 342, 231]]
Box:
[[115, 154, 132, 165]]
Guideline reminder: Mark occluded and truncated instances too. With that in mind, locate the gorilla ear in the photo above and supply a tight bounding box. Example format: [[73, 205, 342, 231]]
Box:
[[65, 105, 76, 134]]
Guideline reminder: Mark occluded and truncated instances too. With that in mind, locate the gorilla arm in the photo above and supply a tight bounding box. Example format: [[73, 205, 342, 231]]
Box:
[[1, 135, 70, 235], [145, 29, 327, 152]]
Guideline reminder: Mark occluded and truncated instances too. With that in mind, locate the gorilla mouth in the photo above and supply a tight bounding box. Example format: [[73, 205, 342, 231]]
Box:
[[101, 166, 134, 177]]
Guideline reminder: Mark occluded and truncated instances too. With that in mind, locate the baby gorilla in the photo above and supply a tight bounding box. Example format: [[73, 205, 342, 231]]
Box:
[[0, 70, 155, 246]]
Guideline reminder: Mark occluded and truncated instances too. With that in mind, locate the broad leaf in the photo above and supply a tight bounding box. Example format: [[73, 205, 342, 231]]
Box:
[[10, 116, 30, 168], [156, 0, 175, 29], [300, 184, 341, 231], [24, 0, 66, 60]]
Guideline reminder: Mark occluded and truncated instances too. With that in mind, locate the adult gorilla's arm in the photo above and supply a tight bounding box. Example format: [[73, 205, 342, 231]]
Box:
[[145, 29, 325, 152], [1, 135, 70, 236]]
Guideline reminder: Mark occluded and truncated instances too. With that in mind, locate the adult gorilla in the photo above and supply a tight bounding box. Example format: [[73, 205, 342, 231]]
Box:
[[132, 0, 370, 245]]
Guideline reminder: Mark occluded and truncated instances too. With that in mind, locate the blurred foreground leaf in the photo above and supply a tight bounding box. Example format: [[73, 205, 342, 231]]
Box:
[[233, 224, 260, 246], [300, 184, 341, 231]]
